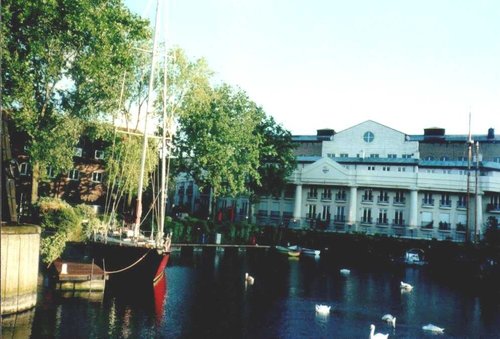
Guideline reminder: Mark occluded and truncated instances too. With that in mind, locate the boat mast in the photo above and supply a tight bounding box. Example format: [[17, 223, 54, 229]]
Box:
[[134, 0, 162, 237], [465, 111, 473, 243], [474, 141, 479, 242], [158, 49, 168, 243]]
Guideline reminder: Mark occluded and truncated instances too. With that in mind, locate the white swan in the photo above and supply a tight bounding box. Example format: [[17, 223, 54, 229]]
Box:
[[340, 268, 351, 275], [400, 281, 413, 291], [422, 324, 444, 333], [381, 314, 396, 328], [315, 304, 331, 315], [369, 324, 389, 339], [245, 272, 254, 285]]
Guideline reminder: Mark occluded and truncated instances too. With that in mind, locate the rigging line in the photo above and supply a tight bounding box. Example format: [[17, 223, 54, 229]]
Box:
[[103, 249, 152, 274]]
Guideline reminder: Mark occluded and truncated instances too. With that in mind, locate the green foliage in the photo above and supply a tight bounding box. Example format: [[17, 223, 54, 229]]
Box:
[[37, 198, 88, 265], [176, 84, 264, 202], [483, 216, 500, 247], [2, 0, 150, 202]]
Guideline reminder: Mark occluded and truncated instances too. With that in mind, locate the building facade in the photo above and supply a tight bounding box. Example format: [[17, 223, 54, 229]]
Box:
[[176, 120, 500, 242]]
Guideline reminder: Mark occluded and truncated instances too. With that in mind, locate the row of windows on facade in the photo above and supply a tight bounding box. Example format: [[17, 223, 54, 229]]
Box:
[[259, 206, 467, 230], [306, 188, 469, 206], [18, 163, 103, 183], [326, 153, 500, 162]]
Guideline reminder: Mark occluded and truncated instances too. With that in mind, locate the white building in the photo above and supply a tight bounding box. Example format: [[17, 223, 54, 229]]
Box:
[[175, 120, 500, 242]]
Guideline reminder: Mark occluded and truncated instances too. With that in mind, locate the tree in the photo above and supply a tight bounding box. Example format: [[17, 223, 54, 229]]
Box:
[[2, 0, 150, 205], [175, 84, 264, 217], [250, 115, 296, 198]]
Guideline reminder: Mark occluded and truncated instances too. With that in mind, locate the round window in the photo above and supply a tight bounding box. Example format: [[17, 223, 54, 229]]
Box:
[[363, 131, 374, 143]]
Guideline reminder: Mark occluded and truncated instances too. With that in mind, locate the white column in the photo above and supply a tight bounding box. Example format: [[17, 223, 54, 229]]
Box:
[[475, 193, 483, 239], [348, 186, 357, 225], [293, 184, 302, 219], [409, 189, 418, 228]]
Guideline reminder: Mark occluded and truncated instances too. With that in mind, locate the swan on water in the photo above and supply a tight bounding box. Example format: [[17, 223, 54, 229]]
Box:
[[315, 304, 331, 315], [340, 268, 351, 275], [381, 314, 396, 328], [422, 324, 444, 333], [400, 281, 413, 291], [245, 273, 254, 285], [369, 324, 389, 339]]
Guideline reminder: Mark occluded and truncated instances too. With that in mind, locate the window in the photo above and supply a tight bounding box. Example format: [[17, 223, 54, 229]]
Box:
[[378, 190, 389, 203], [382, 166, 390, 171], [307, 187, 318, 199], [92, 172, 103, 183], [369, 154, 379, 158], [363, 189, 373, 202], [421, 211, 433, 228], [321, 205, 331, 220], [19, 162, 29, 176], [457, 195, 467, 208], [362, 208, 372, 223], [321, 188, 332, 200], [327, 153, 335, 158], [441, 156, 450, 161], [388, 154, 397, 158], [335, 206, 345, 222], [47, 166, 56, 178], [307, 204, 317, 219], [398, 167, 406, 172], [423, 192, 434, 205], [402, 154, 412, 159], [368, 166, 376, 171], [74, 147, 83, 157], [95, 150, 105, 160], [394, 191, 406, 204], [378, 209, 388, 224], [394, 210, 404, 225], [440, 193, 451, 207], [68, 169, 80, 181], [340, 153, 348, 158], [363, 131, 375, 143]]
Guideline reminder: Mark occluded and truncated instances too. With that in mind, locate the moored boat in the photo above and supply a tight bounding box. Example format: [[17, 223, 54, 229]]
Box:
[[404, 248, 427, 266], [288, 245, 320, 257], [275, 245, 301, 257]]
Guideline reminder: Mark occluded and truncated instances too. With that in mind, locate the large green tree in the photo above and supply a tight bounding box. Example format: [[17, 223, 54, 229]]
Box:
[[2, 0, 150, 204], [249, 115, 296, 198], [175, 84, 264, 216]]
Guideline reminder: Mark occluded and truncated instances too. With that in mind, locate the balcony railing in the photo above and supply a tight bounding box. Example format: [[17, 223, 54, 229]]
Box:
[[393, 197, 406, 205], [439, 200, 452, 208], [306, 194, 318, 200], [456, 201, 467, 209], [438, 222, 451, 231], [360, 217, 372, 224], [321, 193, 332, 201], [362, 196, 373, 203], [377, 197, 389, 204], [376, 218, 389, 225], [422, 198, 434, 206], [392, 219, 406, 227], [487, 203, 500, 213], [334, 215, 345, 223], [335, 193, 347, 201]]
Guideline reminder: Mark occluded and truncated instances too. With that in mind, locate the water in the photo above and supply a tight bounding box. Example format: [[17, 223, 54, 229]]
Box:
[[3, 249, 500, 338]]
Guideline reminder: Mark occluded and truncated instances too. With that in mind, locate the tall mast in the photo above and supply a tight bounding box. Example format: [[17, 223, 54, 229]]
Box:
[[134, 0, 162, 236], [465, 111, 472, 243], [158, 49, 168, 242], [474, 141, 479, 242]]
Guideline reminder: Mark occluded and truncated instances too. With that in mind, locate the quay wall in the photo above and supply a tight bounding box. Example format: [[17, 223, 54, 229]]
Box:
[[1, 225, 41, 315]]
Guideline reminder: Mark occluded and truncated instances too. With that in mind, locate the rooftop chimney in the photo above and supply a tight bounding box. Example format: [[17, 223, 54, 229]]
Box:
[[487, 128, 495, 139]]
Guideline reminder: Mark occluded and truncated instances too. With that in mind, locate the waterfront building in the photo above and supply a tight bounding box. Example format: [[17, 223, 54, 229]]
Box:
[[175, 120, 500, 242]]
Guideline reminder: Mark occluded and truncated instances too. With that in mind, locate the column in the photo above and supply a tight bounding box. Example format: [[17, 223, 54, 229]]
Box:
[[409, 189, 418, 228], [475, 193, 483, 240], [293, 184, 302, 220], [348, 186, 357, 225]]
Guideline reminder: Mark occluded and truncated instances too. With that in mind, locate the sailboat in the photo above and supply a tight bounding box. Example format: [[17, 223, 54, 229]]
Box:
[[89, 0, 171, 285]]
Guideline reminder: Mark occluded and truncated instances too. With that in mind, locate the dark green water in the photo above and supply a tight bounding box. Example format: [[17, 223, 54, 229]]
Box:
[[3, 249, 500, 338]]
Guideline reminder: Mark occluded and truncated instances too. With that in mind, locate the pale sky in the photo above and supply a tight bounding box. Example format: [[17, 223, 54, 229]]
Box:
[[125, 0, 500, 136]]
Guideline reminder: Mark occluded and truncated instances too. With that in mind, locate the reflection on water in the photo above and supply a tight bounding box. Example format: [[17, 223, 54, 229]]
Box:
[[3, 249, 500, 338]]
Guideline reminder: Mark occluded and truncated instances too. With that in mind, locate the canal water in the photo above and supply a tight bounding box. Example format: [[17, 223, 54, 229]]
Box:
[[3, 248, 500, 338]]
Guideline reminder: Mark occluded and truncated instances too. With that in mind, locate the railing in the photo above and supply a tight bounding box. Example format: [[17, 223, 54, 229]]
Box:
[[335, 193, 347, 201], [376, 218, 389, 225], [362, 196, 373, 203], [487, 203, 500, 213], [439, 200, 452, 208], [393, 197, 406, 205], [422, 199, 434, 206], [438, 222, 451, 231], [306, 193, 318, 200], [377, 197, 389, 204], [360, 217, 372, 224], [456, 201, 467, 209], [334, 215, 345, 223], [392, 219, 406, 226], [321, 193, 332, 201]]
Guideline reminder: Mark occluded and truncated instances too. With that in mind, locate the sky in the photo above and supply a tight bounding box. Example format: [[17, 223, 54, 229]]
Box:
[[124, 0, 499, 136]]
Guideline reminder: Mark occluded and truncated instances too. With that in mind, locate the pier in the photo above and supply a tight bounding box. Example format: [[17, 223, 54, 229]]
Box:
[[52, 260, 107, 292]]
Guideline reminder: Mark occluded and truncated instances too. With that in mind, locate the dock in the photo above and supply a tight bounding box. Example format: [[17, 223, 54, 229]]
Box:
[[52, 260, 107, 292]]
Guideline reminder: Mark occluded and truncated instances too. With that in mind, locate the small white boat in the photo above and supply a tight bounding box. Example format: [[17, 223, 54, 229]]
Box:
[[422, 324, 444, 333], [404, 248, 427, 266], [400, 281, 413, 291], [245, 272, 254, 285], [315, 304, 331, 315], [340, 268, 351, 275], [288, 245, 321, 257]]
